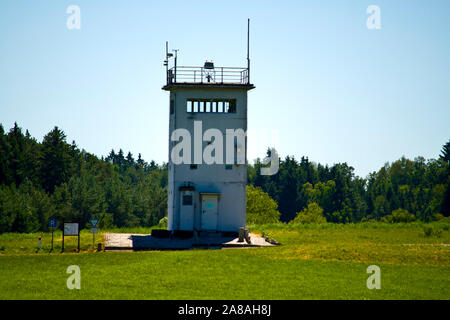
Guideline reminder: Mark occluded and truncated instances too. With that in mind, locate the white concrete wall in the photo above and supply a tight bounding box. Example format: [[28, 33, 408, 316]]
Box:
[[166, 86, 251, 232]]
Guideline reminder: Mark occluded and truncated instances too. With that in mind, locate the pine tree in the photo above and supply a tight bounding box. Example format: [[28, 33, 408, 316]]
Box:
[[137, 153, 145, 168], [40, 127, 73, 193], [278, 156, 300, 222], [117, 149, 125, 171], [22, 128, 41, 186], [0, 124, 11, 185], [439, 140, 450, 216], [126, 151, 135, 167], [105, 149, 116, 164], [440, 140, 450, 163], [7, 122, 26, 186]]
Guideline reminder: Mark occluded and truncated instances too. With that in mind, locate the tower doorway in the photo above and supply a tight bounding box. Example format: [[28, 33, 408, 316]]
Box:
[[201, 194, 219, 231]]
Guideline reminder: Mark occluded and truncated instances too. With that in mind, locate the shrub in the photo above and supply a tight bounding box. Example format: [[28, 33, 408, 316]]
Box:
[[246, 186, 281, 225], [423, 227, 433, 237], [382, 209, 416, 223], [97, 213, 114, 229], [423, 226, 442, 237], [157, 217, 168, 229], [290, 203, 326, 224]]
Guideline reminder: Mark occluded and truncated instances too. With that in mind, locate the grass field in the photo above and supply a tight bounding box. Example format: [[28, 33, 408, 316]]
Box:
[[0, 222, 449, 299]]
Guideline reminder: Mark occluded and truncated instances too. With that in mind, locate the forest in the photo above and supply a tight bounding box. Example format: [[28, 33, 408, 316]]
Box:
[[0, 122, 449, 233]]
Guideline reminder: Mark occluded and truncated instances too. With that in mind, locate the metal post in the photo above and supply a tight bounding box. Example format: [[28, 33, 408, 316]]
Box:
[[247, 18, 250, 84], [165, 41, 168, 84], [78, 226, 80, 253], [238, 227, 245, 242], [51, 229, 54, 251], [173, 49, 178, 83]]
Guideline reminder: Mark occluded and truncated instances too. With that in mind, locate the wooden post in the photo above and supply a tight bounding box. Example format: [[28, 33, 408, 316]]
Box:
[[78, 225, 80, 253], [62, 220, 65, 253]]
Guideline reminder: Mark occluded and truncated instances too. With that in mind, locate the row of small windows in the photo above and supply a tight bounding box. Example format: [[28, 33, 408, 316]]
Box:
[[186, 99, 236, 113], [190, 164, 233, 170]]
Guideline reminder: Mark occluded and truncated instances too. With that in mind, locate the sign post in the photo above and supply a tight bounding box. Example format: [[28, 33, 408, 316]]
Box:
[[62, 221, 80, 252], [89, 219, 99, 250], [49, 219, 57, 251]]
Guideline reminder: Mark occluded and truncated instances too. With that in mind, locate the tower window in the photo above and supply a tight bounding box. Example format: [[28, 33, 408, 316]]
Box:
[[228, 100, 236, 113], [190, 164, 198, 170], [218, 101, 223, 112], [170, 100, 175, 114], [186, 99, 236, 113]]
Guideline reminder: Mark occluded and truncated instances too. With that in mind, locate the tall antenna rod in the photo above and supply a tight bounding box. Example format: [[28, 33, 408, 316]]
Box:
[[247, 18, 250, 84], [165, 41, 169, 83], [173, 49, 179, 83]]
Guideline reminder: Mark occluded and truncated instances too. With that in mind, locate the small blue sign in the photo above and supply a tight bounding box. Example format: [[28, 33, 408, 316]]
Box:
[[49, 219, 57, 228], [89, 219, 99, 227]]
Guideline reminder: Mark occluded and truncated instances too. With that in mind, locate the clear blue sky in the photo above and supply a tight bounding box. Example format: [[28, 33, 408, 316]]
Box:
[[1, 0, 449, 177]]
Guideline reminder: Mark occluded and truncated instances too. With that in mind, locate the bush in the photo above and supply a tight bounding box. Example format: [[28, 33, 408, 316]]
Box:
[[0, 184, 41, 233], [97, 213, 114, 229], [423, 226, 442, 237], [246, 186, 281, 225], [290, 203, 327, 224], [382, 209, 416, 223], [423, 227, 433, 237], [157, 216, 168, 229]]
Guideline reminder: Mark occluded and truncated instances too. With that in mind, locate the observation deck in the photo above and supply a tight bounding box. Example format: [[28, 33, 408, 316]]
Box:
[[163, 63, 254, 90]]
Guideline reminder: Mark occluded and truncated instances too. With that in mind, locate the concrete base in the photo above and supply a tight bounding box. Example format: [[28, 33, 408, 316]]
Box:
[[104, 232, 277, 251]]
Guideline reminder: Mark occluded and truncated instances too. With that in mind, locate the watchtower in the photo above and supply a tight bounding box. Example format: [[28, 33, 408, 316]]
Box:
[[163, 21, 254, 234]]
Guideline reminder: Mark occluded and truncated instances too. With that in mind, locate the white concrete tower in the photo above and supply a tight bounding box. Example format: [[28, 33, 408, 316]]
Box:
[[163, 25, 254, 234]]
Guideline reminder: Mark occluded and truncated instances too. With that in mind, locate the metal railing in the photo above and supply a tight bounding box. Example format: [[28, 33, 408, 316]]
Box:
[[167, 66, 249, 85]]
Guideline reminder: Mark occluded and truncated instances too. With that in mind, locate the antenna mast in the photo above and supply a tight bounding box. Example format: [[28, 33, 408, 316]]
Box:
[[247, 18, 250, 84], [165, 41, 169, 83]]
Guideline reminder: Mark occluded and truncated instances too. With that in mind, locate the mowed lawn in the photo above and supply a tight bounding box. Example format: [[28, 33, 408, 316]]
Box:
[[0, 222, 449, 299]]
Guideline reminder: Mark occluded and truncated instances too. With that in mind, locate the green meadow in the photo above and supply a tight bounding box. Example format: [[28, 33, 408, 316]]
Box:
[[0, 222, 449, 300]]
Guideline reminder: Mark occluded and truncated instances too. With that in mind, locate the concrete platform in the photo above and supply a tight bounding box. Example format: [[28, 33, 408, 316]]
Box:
[[104, 232, 277, 251]]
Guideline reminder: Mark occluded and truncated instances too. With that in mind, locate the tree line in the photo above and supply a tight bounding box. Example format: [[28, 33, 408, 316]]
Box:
[[248, 143, 450, 224], [0, 123, 167, 233], [0, 123, 449, 233]]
